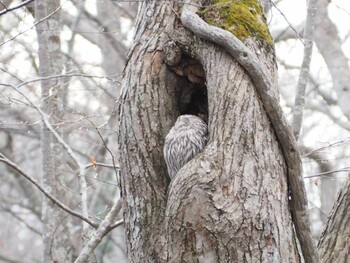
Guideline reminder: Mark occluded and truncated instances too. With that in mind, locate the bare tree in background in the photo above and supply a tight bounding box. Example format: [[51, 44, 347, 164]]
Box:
[[1, 0, 350, 262], [35, 0, 73, 261], [0, 0, 135, 261]]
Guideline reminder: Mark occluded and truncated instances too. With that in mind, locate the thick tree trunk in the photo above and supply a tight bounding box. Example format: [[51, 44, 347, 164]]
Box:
[[165, 38, 299, 262], [35, 1, 73, 261], [118, 2, 180, 261], [119, 1, 301, 262]]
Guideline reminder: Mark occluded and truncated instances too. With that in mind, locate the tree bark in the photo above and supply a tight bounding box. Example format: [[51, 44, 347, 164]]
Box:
[[118, 2, 180, 261], [314, 0, 350, 120], [318, 180, 350, 263], [165, 46, 299, 262], [35, 1, 73, 261], [119, 1, 305, 262]]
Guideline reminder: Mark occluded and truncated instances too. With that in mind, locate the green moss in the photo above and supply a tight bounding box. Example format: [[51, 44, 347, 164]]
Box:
[[198, 0, 273, 47]]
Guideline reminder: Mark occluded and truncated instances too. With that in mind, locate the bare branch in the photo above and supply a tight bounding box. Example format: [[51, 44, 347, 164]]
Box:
[[79, 159, 90, 241], [314, 0, 350, 121], [0, 153, 99, 228], [304, 167, 349, 179], [2, 80, 82, 167], [2, 78, 123, 247], [270, 2, 304, 43], [85, 161, 120, 170], [308, 102, 350, 131], [302, 137, 350, 158], [0, 1, 64, 47], [0, 73, 120, 89], [0, 0, 34, 16], [74, 198, 123, 263], [292, 0, 319, 140], [0, 204, 42, 235], [86, 119, 121, 186]]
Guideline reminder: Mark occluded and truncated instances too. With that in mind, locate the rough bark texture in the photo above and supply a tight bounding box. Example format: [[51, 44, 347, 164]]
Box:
[[118, 2, 180, 261], [179, 3, 317, 261], [119, 1, 300, 262], [165, 27, 299, 263], [35, 1, 73, 262], [318, 180, 350, 263]]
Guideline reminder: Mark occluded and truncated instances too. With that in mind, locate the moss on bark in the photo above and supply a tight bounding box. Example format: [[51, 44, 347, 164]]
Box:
[[198, 0, 273, 47]]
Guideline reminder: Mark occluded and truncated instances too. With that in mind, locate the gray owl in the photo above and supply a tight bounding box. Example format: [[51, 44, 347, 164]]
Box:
[[163, 115, 208, 179]]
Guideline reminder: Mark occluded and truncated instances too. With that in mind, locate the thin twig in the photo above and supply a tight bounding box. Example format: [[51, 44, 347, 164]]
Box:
[[0, 73, 119, 89], [270, 1, 304, 44], [2, 82, 82, 167], [0, 1, 66, 47], [304, 168, 349, 179], [302, 137, 350, 158], [0, 205, 42, 235], [85, 162, 120, 170], [86, 119, 121, 187], [0, 0, 34, 16], [0, 153, 98, 228]]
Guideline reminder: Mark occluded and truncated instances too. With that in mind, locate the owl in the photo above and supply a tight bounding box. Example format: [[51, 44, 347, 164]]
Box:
[[163, 115, 208, 179]]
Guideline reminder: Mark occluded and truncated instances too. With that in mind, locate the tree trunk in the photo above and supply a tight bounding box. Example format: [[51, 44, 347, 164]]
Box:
[[165, 38, 299, 263], [318, 180, 350, 263], [314, 0, 350, 120], [35, 1, 73, 261], [118, 2, 179, 260], [119, 1, 301, 262]]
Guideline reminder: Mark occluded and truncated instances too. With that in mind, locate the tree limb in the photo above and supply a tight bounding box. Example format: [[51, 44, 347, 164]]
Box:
[[74, 198, 123, 263], [292, 0, 319, 140], [0, 0, 34, 16], [0, 152, 124, 259], [0, 153, 99, 228], [0, 1, 63, 47]]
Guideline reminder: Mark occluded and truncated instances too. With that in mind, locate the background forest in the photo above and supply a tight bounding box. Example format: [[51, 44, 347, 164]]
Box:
[[0, 0, 349, 262]]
